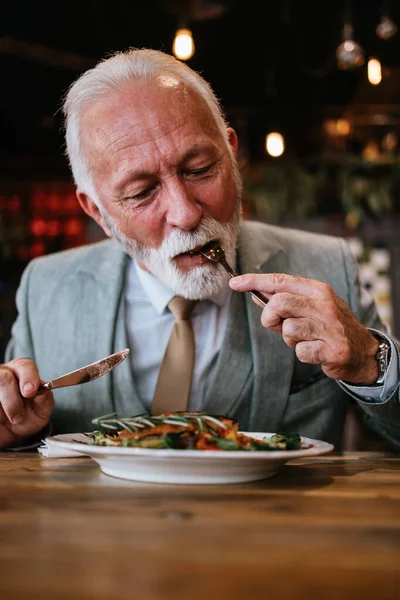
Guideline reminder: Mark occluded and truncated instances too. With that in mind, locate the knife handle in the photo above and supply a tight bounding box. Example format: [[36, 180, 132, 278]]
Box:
[[37, 382, 53, 392]]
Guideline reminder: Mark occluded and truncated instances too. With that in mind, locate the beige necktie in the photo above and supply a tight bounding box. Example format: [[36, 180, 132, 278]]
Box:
[[151, 296, 198, 416]]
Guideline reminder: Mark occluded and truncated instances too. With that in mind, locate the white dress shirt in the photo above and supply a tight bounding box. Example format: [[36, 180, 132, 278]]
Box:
[[125, 259, 398, 410], [125, 259, 231, 412]]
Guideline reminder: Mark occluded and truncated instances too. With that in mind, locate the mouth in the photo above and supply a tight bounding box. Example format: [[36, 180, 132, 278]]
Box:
[[172, 241, 217, 270], [175, 242, 212, 260]]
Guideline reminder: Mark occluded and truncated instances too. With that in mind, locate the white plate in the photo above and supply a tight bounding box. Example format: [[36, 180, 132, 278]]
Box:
[[45, 432, 334, 485]]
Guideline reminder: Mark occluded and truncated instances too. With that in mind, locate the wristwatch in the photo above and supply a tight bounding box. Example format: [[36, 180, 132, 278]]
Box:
[[373, 334, 391, 385]]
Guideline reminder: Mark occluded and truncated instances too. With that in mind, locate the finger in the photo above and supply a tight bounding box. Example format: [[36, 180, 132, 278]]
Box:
[[32, 390, 55, 422], [5, 358, 42, 397], [230, 273, 332, 300], [0, 404, 7, 426], [251, 295, 270, 309], [264, 293, 343, 328], [295, 340, 327, 364], [260, 293, 317, 329], [281, 317, 321, 348], [0, 367, 25, 424], [260, 303, 285, 331]]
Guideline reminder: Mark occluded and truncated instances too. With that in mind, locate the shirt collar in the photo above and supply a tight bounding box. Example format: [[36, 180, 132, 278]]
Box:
[[131, 259, 231, 314]]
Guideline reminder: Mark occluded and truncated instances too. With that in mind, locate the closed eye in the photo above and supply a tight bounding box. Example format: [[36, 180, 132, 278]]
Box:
[[185, 164, 215, 178], [129, 184, 158, 202]]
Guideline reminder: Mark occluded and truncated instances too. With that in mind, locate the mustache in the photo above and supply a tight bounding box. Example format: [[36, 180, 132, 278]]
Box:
[[160, 221, 224, 260], [100, 200, 241, 273]]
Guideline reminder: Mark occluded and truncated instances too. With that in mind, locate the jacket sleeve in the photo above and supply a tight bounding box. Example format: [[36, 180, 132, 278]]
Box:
[[2, 260, 54, 452], [339, 238, 400, 449], [4, 260, 36, 363]]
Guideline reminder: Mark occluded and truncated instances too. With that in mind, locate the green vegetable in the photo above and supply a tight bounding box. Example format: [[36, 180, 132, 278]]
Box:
[[269, 433, 302, 450], [89, 412, 302, 451], [216, 438, 242, 451]]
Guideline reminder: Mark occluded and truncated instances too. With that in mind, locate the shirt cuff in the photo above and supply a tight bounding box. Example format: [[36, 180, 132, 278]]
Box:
[[339, 330, 398, 403]]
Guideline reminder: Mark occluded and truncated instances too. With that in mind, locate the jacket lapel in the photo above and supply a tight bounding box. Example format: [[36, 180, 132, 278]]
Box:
[[202, 288, 253, 416], [202, 222, 295, 429], [75, 241, 144, 421], [75, 223, 295, 430], [235, 223, 295, 432], [111, 286, 148, 417]]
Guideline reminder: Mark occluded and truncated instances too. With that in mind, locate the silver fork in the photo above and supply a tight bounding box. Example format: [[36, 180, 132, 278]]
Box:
[[199, 240, 269, 307]]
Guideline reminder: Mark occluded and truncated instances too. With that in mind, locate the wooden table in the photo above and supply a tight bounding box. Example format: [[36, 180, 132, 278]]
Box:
[[0, 452, 399, 600]]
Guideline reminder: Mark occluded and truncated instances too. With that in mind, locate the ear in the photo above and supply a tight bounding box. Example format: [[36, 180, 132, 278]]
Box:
[[227, 127, 239, 157], [76, 190, 112, 238]]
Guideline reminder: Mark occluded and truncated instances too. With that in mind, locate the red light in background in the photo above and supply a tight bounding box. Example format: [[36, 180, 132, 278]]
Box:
[[30, 219, 46, 236], [66, 194, 78, 213], [0, 195, 21, 214], [30, 219, 47, 236], [8, 195, 21, 212], [64, 218, 84, 236], [30, 242, 45, 257], [47, 220, 61, 236], [32, 192, 48, 213], [48, 194, 61, 213]]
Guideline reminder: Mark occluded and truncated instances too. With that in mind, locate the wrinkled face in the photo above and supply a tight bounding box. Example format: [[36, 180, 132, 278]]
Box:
[[78, 77, 242, 298]]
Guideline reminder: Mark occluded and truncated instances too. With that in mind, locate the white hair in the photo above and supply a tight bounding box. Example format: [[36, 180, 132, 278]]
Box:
[[62, 47, 232, 205]]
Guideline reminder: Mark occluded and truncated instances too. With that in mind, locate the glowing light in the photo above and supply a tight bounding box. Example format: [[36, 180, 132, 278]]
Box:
[[368, 58, 382, 85], [336, 24, 364, 70], [265, 132, 285, 157], [363, 141, 380, 162], [376, 16, 397, 40], [324, 119, 351, 137], [336, 119, 351, 136], [382, 132, 397, 152], [172, 28, 195, 61]]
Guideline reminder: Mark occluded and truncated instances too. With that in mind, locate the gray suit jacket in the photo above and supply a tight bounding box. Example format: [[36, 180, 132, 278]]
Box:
[[6, 220, 400, 450]]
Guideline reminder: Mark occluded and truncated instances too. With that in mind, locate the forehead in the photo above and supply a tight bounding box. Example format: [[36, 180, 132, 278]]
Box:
[[80, 78, 221, 166]]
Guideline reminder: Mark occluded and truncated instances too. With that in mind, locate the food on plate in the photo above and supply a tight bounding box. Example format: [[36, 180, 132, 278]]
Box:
[[90, 411, 302, 451]]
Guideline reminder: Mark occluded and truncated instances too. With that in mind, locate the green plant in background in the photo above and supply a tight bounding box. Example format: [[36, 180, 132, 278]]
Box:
[[339, 162, 394, 230], [242, 162, 323, 224], [242, 159, 399, 228]]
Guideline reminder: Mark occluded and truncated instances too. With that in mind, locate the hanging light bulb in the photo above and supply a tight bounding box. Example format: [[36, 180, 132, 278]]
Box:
[[362, 140, 380, 162], [172, 28, 195, 61], [265, 132, 285, 157], [382, 132, 397, 152], [376, 15, 397, 40], [336, 23, 365, 70], [336, 119, 351, 135], [368, 58, 382, 85]]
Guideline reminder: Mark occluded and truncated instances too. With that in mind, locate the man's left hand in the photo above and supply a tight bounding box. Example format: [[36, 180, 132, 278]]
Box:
[[230, 273, 380, 384]]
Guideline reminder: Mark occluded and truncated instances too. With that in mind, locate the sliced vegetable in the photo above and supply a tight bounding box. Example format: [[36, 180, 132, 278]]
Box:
[[89, 412, 303, 452]]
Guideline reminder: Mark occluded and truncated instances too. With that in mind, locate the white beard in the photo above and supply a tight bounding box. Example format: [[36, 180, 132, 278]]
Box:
[[100, 205, 241, 300]]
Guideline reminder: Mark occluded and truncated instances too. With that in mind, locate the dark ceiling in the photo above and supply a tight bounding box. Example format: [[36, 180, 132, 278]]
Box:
[[2, 0, 400, 168]]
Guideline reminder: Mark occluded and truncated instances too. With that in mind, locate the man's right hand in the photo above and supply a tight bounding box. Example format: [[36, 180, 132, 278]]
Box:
[[0, 358, 55, 449]]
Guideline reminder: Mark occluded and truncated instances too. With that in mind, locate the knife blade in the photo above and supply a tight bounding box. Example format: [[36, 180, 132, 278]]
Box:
[[40, 349, 130, 391]]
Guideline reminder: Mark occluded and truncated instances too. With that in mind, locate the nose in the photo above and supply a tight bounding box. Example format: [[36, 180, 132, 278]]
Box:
[[164, 182, 203, 231]]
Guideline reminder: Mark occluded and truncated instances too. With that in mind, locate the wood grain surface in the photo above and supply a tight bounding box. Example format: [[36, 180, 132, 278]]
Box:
[[0, 452, 399, 600]]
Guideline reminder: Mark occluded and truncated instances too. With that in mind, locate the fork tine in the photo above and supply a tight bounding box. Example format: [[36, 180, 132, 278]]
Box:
[[199, 240, 225, 261], [199, 240, 270, 307]]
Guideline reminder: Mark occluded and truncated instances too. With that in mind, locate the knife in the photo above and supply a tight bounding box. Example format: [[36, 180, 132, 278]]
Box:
[[39, 349, 130, 391]]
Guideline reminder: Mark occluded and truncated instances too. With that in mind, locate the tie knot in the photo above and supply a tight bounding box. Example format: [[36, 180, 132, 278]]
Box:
[[168, 296, 197, 320]]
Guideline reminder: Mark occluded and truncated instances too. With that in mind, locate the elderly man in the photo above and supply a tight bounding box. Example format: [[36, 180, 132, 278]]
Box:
[[2, 48, 400, 450]]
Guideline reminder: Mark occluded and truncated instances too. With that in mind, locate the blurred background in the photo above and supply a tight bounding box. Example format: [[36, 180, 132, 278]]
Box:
[[2, 0, 400, 358]]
